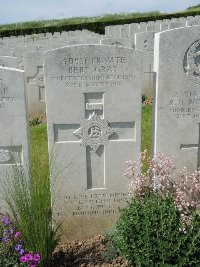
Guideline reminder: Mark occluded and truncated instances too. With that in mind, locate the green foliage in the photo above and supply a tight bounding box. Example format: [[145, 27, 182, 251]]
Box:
[[110, 193, 200, 267], [187, 4, 200, 11], [1, 8, 200, 37], [142, 94, 148, 103]]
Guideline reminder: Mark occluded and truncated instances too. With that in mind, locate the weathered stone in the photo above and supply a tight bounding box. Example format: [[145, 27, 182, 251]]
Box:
[[44, 45, 142, 240], [153, 26, 200, 171]]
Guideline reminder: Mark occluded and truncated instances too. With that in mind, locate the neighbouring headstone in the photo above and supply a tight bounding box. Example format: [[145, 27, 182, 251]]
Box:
[[135, 31, 155, 96], [169, 20, 186, 29], [23, 51, 46, 117], [0, 56, 18, 68], [160, 19, 170, 31], [0, 67, 30, 213], [153, 26, 200, 171], [101, 37, 132, 48], [108, 25, 121, 37], [120, 24, 130, 39], [44, 45, 142, 240], [186, 16, 200, 26]]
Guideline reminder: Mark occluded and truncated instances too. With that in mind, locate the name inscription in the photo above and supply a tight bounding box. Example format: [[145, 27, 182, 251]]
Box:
[[50, 56, 135, 88]]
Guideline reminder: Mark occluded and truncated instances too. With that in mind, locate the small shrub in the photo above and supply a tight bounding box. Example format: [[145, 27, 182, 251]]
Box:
[[109, 152, 200, 267]]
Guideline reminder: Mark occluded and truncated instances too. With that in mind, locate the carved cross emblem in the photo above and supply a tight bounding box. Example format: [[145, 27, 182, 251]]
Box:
[[73, 112, 114, 152]]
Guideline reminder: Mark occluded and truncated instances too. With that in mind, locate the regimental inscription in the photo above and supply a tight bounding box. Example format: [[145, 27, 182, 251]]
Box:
[[73, 112, 114, 152], [184, 40, 200, 85], [0, 79, 15, 109], [50, 56, 135, 88], [56, 192, 134, 217], [169, 90, 200, 119]]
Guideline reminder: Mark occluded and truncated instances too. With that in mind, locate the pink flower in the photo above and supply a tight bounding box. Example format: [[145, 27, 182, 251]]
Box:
[[15, 231, 21, 238], [33, 253, 40, 262], [20, 256, 27, 263], [25, 253, 33, 261]]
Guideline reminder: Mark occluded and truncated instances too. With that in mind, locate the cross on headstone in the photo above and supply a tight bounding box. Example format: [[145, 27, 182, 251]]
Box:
[[27, 66, 45, 101], [54, 92, 135, 189], [180, 123, 200, 169], [144, 63, 153, 83]]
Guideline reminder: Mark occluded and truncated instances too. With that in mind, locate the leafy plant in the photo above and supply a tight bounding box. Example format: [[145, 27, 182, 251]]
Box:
[[109, 152, 200, 267]]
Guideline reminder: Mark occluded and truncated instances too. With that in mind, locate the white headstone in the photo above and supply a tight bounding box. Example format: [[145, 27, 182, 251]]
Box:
[[186, 16, 200, 26], [135, 31, 155, 52], [108, 25, 121, 37], [44, 45, 142, 240], [120, 24, 130, 39], [24, 51, 45, 117], [153, 26, 200, 171], [0, 67, 29, 212], [135, 31, 155, 96]]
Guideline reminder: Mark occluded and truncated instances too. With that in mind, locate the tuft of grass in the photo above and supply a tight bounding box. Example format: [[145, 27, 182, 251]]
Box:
[[0, 124, 60, 267], [141, 105, 152, 158]]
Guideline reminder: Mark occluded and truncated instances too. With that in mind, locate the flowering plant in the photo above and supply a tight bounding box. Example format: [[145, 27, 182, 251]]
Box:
[[125, 150, 200, 230], [109, 151, 200, 267], [0, 215, 41, 267]]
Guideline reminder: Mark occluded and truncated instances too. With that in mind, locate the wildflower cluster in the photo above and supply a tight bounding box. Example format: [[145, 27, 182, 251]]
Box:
[[0, 215, 40, 267], [125, 151, 200, 229]]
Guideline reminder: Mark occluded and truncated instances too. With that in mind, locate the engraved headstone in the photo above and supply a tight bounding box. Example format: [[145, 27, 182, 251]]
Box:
[[135, 31, 155, 96], [24, 51, 45, 117], [0, 67, 29, 213], [44, 45, 142, 240], [153, 26, 200, 171]]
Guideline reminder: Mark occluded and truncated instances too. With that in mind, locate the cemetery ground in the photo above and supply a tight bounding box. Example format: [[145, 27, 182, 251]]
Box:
[[28, 105, 152, 266]]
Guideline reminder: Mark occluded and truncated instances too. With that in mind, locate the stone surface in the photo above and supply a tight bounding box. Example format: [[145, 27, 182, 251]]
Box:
[[108, 25, 121, 37], [153, 26, 200, 171], [0, 56, 18, 68], [44, 45, 142, 240], [169, 20, 186, 29], [120, 24, 130, 39], [23, 51, 46, 117], [186, 16, 200, 26], [100, 37, 132, 48], [135, 31, 155, 51], [0, 67, 29, 213]]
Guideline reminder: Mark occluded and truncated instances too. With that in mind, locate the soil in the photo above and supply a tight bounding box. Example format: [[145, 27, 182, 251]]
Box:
[[52, 235, 131, 267]]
